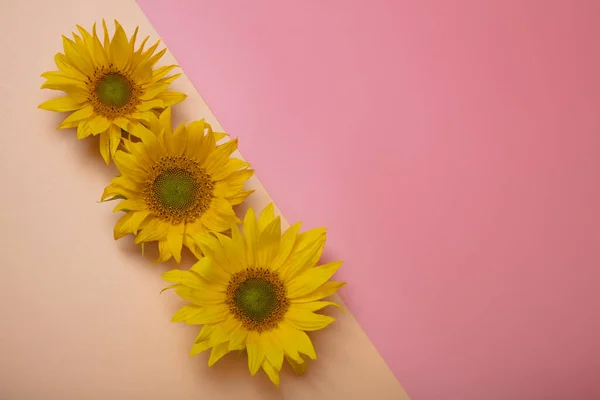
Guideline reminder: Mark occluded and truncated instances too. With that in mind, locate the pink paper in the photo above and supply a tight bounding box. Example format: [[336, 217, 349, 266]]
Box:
[[138, 0, 600, 398]]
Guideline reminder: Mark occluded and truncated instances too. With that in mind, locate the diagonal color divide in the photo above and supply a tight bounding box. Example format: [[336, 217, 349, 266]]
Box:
[[137, 0, 600, 399], [0, 0, 409, 399]]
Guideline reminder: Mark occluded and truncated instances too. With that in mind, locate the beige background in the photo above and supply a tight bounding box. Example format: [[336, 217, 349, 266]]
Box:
[[0, 0, 409, 398]]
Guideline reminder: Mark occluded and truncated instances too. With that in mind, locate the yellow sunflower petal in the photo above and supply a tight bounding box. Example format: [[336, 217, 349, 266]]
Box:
[[112, 199, 147, 213], [61, 35, 92, 74], [102, 19, 111, 50], [167, 222, 185, 263], [57, 105, 94, 129], [139, 82, 172, 101], [208, 317, 241, 347], [257, 216, 281, 268], [76, 119, 91, 139], [213, 181, 245, 198], [53, 52, 86, 79], [140, 39, 160, 61], [260, 331, 284, 371], [294, 228, 328, 255], [290, 281, 346, 303], [114, 210, 151, 239], [285, 355, 307, 375], [75, 25, 98, 65], [106, 175, 143, 194], [162, 269, 200, 286], [243, 208, 258, 266], [212, 233, 244, 274], [189, 256, 230, 285], [91, 23, 109, 65], [190, 340, 212, 357], [99, 131, 110, 164], [286, 261, 343, 299], [183, 233, 203, 260], [262, 360, 281, 386], [228, 323, 248, 351], [197, 128, 216, 165], [154, 90, 187, 107], [221, 169, 254, 186], [272, 324, 302, 363], [171, 304, 202, 323], [152, 64, 177, 81], [203, 138, 238, 174], [185, 119, 205, 155], [257, 203, 275, 232], [208, 343, 231, 367], [41, 71, 85, 87], [135, 217, 170, 243], [277, 322, 316, 360], [136, 99, 164, 112], [147, 48, 167, 68], [230, 223, 248, 270], [180, 303, 229, 325], [156, 240, 173, 263], [110, 21, 131, 70], [246, 331, 265, 376], [200, 206, 233, 232], [157, 106, 173, 134], [290, 301, 342, 312], [279, 235, 326, 282], [210, 159, 251, 181], [226, 190, 255, 206], [89, 23, 109, 65], [171, 123, 188, 155], [213, 131, 228, 141], [194, 325, 213, 343], [114, 151, 148, 182], [128, 26, 139, 53], [174, 287, 226, 307], [285, 307, 336, 331], [272, 222, 302, 271], [184, 219, 205, 236], [108, 124, 122, 158], [38, 96, 84, 112], [87, 114, 111, 135]]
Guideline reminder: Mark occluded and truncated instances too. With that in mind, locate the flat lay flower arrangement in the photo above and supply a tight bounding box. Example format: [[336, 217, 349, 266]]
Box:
[[40, 20, 344, 386]]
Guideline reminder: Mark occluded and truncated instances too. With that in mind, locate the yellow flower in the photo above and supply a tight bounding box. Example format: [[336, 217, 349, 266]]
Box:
[[39, 20, 186, 164], [162, 204, 345, 386], [101, 107, 254, 263]]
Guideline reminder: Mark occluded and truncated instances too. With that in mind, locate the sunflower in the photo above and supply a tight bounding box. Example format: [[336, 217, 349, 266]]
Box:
[[39, 20, 186, 164], [162, 204, 345, 385], [101, 107, 254, 263]]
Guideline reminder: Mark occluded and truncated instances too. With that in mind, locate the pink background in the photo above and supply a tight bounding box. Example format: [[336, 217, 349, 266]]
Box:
[[138, 0, 600, 399]]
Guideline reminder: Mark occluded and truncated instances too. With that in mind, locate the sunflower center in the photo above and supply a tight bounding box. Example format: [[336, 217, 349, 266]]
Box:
[[87, 65, 141, 119], [226, 268, 289, 332], [95, 72, 132, 108], [143, 156, 214, 224], [234, 278, 279, 321], [153, 169, 197, 210]]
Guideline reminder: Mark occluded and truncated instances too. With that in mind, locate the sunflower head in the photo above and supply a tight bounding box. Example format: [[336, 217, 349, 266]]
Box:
[[39, 20, 187, 164], [101, 107, 254, 263], [162, 204, 345, 385]]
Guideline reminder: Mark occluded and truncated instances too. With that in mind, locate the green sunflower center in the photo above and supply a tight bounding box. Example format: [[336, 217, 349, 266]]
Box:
[[226, 268, 289, 332], [143, 156, 215, 224], [234, 278, 279, 322], [153, 169, 198, 210], [94, 72, 132, 108]]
